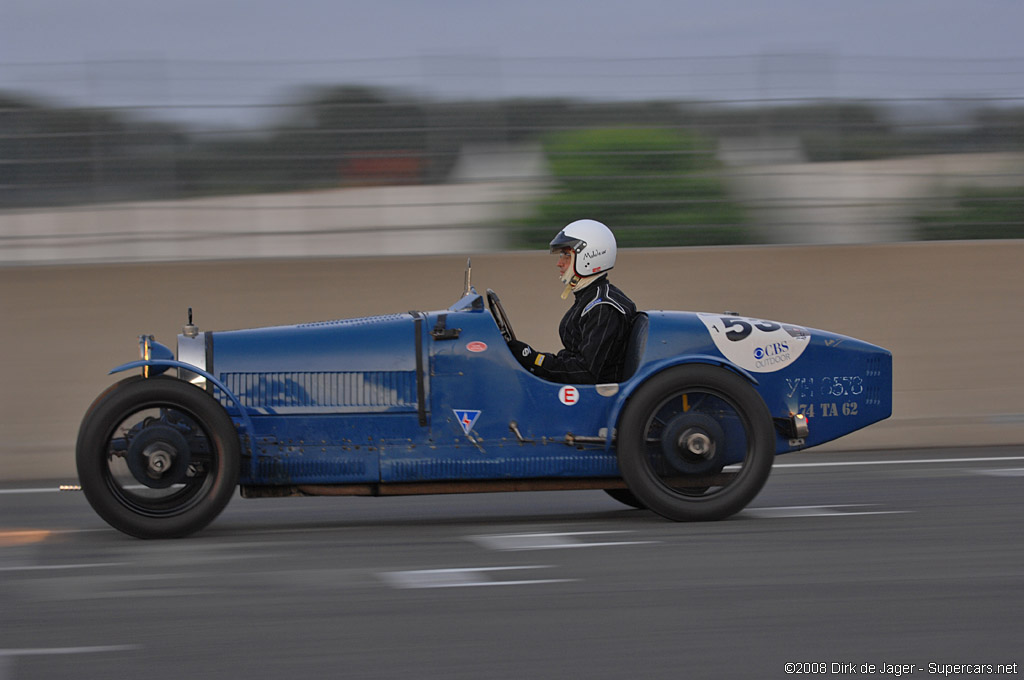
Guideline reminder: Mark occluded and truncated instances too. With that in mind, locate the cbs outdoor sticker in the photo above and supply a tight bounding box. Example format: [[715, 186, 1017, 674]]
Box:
[[698, 313, 811, 373]]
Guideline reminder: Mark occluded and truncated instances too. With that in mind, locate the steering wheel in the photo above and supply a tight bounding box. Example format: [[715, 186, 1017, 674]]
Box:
[[486, 288, 517, 342]]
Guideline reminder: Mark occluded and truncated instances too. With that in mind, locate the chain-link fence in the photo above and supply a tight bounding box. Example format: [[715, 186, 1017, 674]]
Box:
[[2, 54, 1023, 263]]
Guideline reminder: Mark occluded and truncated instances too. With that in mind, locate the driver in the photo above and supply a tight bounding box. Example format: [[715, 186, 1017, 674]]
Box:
[[507, 219, 637, 384]]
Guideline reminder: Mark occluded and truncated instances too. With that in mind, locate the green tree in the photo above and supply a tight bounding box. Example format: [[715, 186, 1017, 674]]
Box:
[[519, 127, 748, 248]]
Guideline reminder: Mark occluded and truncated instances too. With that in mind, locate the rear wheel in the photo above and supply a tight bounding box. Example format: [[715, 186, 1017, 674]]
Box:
[[617, 365, 774, 521], [603, 488, 645, 509], [76, 376, 240, 538]]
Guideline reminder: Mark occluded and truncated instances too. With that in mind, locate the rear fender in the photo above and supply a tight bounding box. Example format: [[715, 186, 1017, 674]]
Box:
[[603, 355, 759, 452]]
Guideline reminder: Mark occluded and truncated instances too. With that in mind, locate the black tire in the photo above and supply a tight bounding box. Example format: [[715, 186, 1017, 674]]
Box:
[[76, 376, 240, 538], [603, 488, 646, 509], [616, 364, 774, 522]]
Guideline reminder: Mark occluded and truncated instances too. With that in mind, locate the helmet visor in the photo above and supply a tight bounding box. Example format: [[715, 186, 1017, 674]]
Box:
[[548, 229, 585, 254]]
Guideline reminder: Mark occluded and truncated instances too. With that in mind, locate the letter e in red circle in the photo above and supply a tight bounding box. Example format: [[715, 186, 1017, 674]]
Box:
[[559, 386, 579, 406]]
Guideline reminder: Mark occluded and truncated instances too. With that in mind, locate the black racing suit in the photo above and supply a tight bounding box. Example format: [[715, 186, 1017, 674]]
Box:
[[512, 275, 638, 384]]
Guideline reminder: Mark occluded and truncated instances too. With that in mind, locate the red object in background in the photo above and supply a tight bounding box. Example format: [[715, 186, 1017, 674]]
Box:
[[342, 151, 422, 185]]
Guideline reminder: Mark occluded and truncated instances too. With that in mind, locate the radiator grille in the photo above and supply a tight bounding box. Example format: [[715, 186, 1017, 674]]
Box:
[[221, 370, 417, 410]]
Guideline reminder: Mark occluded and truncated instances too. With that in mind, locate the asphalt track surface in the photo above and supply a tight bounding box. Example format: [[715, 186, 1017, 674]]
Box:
[[1, 447, 1022, 680]]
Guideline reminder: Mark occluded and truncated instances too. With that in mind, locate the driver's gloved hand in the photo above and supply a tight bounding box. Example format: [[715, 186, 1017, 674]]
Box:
[[508, 340, 548, 373]]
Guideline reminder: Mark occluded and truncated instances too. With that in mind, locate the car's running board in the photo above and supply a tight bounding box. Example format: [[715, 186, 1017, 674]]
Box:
[[239, 473, 737, 498]]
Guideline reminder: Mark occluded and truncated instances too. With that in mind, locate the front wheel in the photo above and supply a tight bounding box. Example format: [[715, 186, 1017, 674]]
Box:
[[616, 365, 774, 522], [76, 376, 240, 538]]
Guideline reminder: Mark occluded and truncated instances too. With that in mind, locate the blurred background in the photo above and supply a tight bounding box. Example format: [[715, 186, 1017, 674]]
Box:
[[1, 1, 1023, 479], [1, 51, 1023, 262], [3, 9, 1023, 680]]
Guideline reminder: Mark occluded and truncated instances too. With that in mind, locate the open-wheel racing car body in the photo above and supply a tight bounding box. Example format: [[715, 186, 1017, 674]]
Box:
[[76, 268, 893, 538]]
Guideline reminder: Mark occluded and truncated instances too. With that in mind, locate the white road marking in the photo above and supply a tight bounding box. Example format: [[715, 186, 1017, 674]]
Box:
[[1, 456, 1022, 497], [470, 530, 656, 551], [743, 504, 911, 519], [973, 468, 1024, 477], [379, 565, 575, 589], [774, 455, 1024, 469], [0, 562, 126, 572], [2, 454, 1015, 497], [0, 488, 66, 495], [0, 645, 139, 656]]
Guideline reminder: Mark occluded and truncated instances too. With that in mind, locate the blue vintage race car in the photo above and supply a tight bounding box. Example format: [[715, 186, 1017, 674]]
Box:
[[76, 264, 892, 538]]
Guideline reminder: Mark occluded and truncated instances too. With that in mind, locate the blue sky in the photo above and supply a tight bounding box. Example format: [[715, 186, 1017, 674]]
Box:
[[3, 0, 1022, 63], [1, 0, 1021, 117]]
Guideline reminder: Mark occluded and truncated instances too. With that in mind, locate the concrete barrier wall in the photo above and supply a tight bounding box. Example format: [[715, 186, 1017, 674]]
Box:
[[0, 180, 545, 265], [2, 241, 1023, 481]]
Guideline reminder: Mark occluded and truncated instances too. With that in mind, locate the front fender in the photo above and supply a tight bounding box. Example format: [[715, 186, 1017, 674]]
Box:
[[602, 354, 759, 452], [110, 359, 256, 462]]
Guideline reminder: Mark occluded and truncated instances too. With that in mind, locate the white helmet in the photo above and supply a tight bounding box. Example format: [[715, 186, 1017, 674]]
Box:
[[549, 219, 617, 280]]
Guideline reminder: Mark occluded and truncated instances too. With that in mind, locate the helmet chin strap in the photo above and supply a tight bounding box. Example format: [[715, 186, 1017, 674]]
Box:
[[557, 249, 601, 299], [561, 273, 595, 299]]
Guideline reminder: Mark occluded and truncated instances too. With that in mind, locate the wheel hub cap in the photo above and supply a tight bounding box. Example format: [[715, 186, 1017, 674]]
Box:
[[659, 412, 724, 475], [125, 423, 192, 489], [680, 429, 714, 458]]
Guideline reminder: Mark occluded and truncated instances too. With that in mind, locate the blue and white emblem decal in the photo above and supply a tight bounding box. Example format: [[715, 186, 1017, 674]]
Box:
[[453, 409, 481, 435]]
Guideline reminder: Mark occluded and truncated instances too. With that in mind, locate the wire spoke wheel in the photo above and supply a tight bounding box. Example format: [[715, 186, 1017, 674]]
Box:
[[76, 377, 240, 538], [617, 365, 774, 521]]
